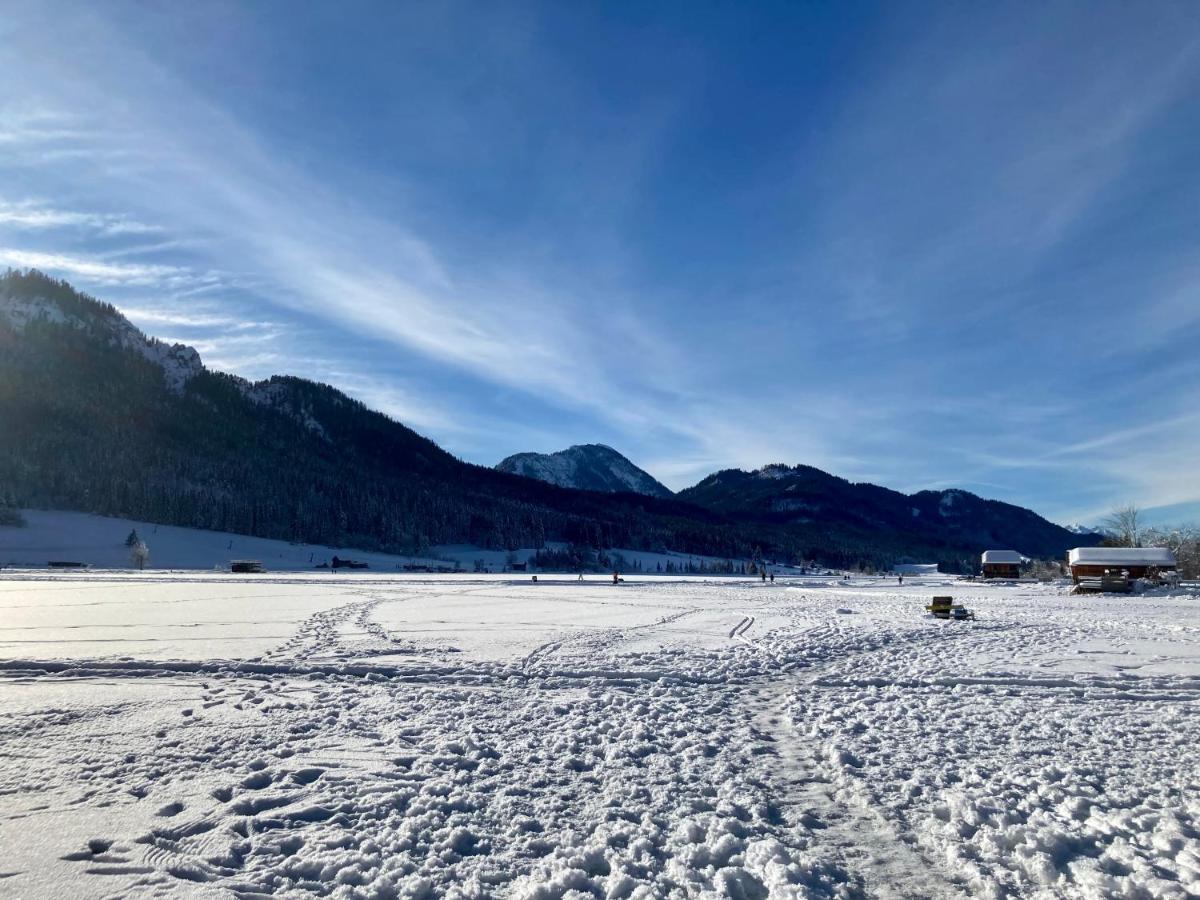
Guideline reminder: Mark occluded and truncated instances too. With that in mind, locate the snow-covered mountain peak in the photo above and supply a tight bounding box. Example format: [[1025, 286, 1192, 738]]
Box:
[[755, 464, 795, 480], [496, 443, 672, 498]]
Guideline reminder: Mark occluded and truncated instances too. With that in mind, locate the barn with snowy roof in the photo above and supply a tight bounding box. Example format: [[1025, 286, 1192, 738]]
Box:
[[1067, 547, 1176, 583], [981, 550, 1026, 579]]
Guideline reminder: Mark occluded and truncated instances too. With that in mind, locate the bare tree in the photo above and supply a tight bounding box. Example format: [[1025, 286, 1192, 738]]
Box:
[[1102, 504, 1142, 548], [131, 540, 150, 570], [1144, 524, 1200, 580]]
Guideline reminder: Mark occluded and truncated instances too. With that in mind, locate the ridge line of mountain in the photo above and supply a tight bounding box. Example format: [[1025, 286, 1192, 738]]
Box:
[[0, 268, 1099, 566]]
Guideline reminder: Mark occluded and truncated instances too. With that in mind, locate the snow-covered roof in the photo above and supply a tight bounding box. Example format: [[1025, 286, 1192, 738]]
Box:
[[1068, 547, 1176, 567], [981, 550, 1025, 564]]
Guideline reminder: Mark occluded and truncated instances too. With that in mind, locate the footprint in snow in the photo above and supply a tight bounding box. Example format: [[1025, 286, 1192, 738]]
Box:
[[240, 771, 273, 790]]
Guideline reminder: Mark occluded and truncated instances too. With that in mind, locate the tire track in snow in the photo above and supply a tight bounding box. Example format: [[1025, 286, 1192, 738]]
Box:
[[522, 606, 699, 671], [748, 679, 967, 899]]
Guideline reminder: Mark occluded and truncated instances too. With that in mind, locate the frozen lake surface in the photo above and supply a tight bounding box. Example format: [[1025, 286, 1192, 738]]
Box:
[[0, 572, 1196, 898]]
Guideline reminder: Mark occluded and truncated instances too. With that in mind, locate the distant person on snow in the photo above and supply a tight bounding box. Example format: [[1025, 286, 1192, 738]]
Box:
[[613, 571, 619, 585], [761, 571, 766, 583], [898, 574, 904, 585], [769, 573, 775, 583]]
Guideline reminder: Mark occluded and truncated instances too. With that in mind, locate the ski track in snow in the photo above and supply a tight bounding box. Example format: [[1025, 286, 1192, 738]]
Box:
[[0, 573, 1196, 898]]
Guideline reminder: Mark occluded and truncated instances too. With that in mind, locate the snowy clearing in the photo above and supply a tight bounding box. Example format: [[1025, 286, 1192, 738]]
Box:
[[0, 573, 1196, 899], [0, 510, 764, 577]]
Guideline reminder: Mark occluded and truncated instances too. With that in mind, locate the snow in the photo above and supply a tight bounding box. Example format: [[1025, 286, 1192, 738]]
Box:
[[243, 381, 330, 438], [938, 491, 959, 514], [0, 293, 71, 329], [0, 510, 784, 578], [0, 286, 203, 392], [0, 537, 1197, 897], [498, 445, 667, 497], [981, 550, 1025, 564], [1068, 546, 1177, 567], [138, 338, 203, 392], [0, 510, 457, 572], [756, 464, 794, 480]]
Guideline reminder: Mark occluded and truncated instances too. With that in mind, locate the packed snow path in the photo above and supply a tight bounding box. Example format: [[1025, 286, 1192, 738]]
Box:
[[0, 573, 1196, 898]]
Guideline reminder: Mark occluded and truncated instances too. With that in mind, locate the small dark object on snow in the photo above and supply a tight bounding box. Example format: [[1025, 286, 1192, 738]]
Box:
[[331, 556, 369, 570], [47, 560, 87, 568], [926, 595, 975, 621], [231, 560, 265, 573]]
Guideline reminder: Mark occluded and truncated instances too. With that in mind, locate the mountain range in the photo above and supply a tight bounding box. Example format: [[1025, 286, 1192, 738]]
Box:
[[0, 269, 1099, 570]]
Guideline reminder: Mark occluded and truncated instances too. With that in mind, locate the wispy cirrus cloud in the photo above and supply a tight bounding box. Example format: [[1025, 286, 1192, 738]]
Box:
[[0, 248, 198, 287], [0, 200, 157, 236], [118, 307, 273, 331]]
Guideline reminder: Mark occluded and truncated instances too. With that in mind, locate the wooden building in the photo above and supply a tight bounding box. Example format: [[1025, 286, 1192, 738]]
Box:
[[981, 550, 1025, 579], [1067, 547, 1176, 583]]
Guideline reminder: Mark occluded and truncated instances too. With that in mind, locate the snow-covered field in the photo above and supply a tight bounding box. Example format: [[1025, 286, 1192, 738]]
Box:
[[0, 572, 1196, 899], [0, 510, 765, 576]]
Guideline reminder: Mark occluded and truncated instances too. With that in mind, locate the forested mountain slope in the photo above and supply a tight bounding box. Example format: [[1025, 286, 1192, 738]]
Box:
[[0, 270, 730, 557], [679, 464, 1094, 561], [0, 270, 1095, 568]]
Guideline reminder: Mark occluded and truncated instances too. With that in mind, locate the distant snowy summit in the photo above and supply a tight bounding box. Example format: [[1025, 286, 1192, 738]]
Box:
[[496, 444, 673, 498]]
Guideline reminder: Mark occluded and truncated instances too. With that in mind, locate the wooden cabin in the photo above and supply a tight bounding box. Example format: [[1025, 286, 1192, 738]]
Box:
[[1067, 547, 1176, 583], [981, 550, 1025, 579]]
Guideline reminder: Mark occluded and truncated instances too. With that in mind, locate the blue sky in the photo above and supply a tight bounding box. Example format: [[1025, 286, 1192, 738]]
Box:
[[2, 1, 1198, 526]]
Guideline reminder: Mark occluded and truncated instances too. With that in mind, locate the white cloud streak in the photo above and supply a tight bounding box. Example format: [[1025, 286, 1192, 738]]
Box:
[[0, 248, 192, 286], [0, 199, 157, 235]]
